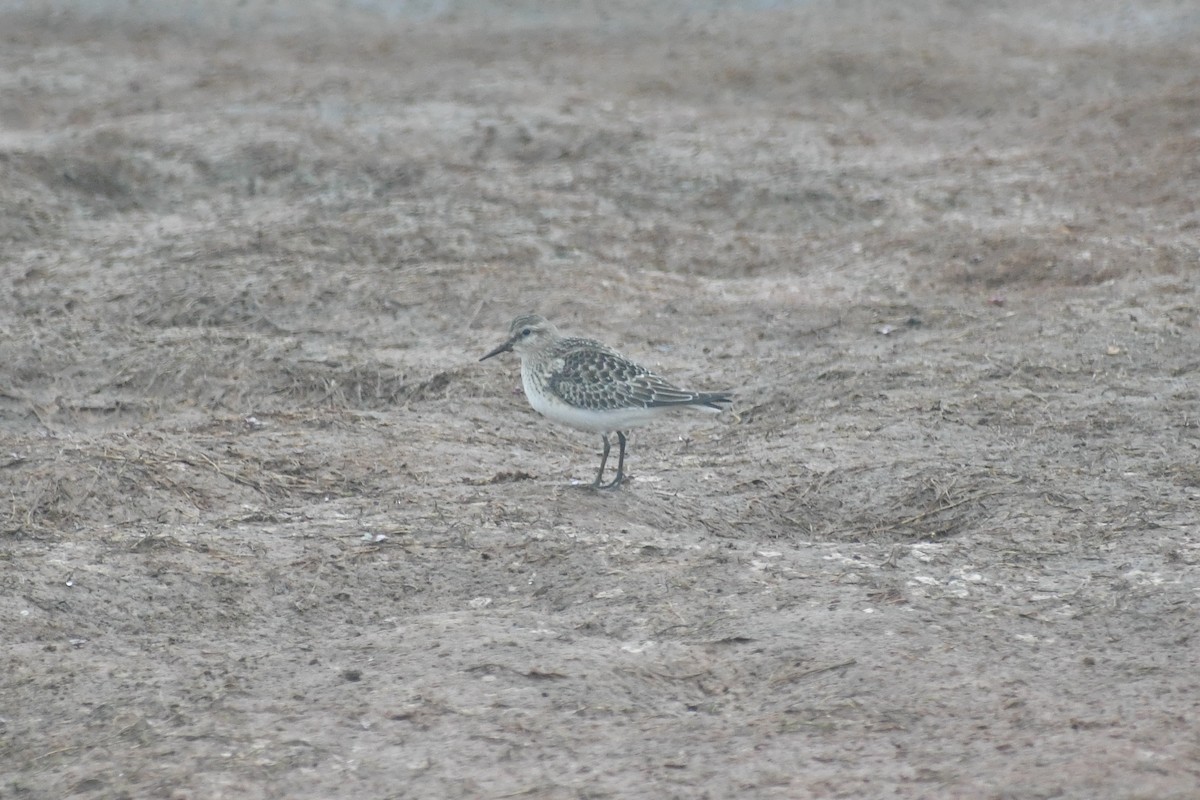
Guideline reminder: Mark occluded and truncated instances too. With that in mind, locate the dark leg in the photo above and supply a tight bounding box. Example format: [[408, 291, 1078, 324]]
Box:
[[598, 431, 628, 490], [592, 433, 612, 488]]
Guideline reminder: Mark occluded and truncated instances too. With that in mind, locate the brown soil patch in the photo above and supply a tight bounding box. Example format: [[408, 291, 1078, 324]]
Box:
[[3, 2, 1199, 797]]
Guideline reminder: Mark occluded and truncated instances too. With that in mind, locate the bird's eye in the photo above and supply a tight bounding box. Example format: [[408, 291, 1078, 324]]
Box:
[[521, 328, 532, 336]]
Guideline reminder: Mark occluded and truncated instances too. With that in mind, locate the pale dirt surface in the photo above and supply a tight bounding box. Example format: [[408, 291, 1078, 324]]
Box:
[[2, 1, 1200, 798]]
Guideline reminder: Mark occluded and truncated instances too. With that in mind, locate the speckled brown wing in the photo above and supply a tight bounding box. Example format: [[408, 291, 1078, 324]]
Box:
[[548, 341, 732, 411]]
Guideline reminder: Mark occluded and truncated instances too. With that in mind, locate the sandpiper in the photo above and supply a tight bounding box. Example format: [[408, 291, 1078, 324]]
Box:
[[480, 314, 732, 488]]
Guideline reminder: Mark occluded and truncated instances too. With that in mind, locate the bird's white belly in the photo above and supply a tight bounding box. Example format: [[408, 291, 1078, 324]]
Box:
[[521, 367, 657, 432], [537, 396, 664, 432]]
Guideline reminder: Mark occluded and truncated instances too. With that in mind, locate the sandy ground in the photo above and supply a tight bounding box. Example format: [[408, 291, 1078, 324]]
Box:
[[2, 1, 1199, 797]]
